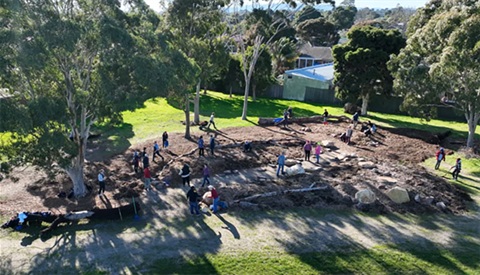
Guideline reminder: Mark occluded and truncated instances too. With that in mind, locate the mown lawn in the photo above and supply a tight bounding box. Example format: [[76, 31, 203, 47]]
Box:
[[95, 91, 479, 146], [146, 246, 479, 275]]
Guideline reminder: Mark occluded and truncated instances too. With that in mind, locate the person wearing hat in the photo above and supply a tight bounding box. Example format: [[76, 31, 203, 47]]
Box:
[[98, 169, 106, 197], [186, 186, 201, 215], [208, 185, 219, 213], [452, 158, 461, 180]]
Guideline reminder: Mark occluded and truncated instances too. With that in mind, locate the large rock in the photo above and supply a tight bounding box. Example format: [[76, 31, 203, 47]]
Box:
[[358, 161, 376, 169], [285, 163, 305, 176], [285, 159, 299, 167], [386, 187, 410, 204], [322, 140, 334, 147], [355, 189, 376, 204]]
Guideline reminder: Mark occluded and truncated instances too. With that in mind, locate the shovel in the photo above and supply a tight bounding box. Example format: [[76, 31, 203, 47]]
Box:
[[132, 196, 140, 221]]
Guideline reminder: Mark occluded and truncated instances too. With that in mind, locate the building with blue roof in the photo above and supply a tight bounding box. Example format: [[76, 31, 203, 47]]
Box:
[[282, 63, 340, 104]]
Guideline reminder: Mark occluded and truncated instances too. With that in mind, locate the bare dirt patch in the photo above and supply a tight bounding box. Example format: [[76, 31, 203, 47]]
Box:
[[0, 119, 472, 220]]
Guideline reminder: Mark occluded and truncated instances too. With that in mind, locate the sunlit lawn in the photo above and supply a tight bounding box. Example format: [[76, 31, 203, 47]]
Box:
[[147, 246, 479, 275], [96, 91, 479, 146]]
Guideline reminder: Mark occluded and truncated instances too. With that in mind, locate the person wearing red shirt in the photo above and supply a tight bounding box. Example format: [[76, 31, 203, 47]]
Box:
[[144, 167, 152, 191], [208, 185, 220, 213]]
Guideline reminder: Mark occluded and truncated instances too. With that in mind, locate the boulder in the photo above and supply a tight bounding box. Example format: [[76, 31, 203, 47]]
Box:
[[358, 161, 376, 169], [322, 140, 334, 147], [285, 163, 305, 176], [285, 159, 299, 166], [386, 187, 410, 204], [436, 201, 447, 210], [354, 189, 376, 204]]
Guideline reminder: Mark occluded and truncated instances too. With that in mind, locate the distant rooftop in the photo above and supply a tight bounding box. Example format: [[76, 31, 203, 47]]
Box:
[[298, 43, 333, 62], [285, 63, 334, 82]]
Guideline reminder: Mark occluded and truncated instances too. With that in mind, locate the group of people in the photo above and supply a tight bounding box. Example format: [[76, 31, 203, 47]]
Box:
[[435, 147, 462, 180], [276, 141, 323, 177], [186, 184, 220, 215], [338, 112, 377, 145], [197, 135, 216, 157]]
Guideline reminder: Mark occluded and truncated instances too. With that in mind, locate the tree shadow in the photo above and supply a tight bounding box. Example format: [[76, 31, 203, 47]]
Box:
[[368, 114, 479, 147], [88, 122, 134, 162]]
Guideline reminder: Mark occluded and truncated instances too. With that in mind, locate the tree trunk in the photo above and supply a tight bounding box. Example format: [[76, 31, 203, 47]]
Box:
[[361, 93, 370, 116], [229, 85, 233, 98], [252, 82, 257, 102], [65, 156, 86, 197], [194, 80, 200, 124], [203, 85, 207, 95], [184, 93, 191, 139], [465, 109, 480, 148], [241, 78, 250, 120]]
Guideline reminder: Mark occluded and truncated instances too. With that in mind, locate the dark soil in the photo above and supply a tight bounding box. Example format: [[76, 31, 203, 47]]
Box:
[[0, 120, 472, 218]]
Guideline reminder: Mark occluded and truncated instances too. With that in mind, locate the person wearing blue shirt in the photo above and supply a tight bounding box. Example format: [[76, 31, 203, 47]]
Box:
[[98, 169, 106, 197], [152, 141, 164, 162], [277, 152, 286, 177], [198, 136, 205, 157]]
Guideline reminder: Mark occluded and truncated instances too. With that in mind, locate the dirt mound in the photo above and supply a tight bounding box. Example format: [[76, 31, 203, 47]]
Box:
[[0, 121, 472, 217]]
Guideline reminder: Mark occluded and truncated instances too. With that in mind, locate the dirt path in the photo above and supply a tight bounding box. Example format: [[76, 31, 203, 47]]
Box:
[[1, 168, 479, 274]]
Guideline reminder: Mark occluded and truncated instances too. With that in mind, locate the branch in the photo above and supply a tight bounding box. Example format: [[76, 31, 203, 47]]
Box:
[[234, 185, 329, 202]]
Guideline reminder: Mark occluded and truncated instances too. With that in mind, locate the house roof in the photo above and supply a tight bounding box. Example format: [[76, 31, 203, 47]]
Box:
[[298, 43, 333, 61], [285, 63, 334, 82]]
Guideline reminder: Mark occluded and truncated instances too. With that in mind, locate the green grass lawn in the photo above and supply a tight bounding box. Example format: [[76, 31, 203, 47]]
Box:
[[424, 154, 480, 196], [146, 246, 479, 275], [95, 91, 479, 147]]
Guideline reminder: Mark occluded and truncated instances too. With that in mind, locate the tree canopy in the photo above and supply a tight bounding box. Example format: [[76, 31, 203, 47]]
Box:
[[389, 0, 480, 148], [0, 0, 194, 196], [333, 26, 405, 115]]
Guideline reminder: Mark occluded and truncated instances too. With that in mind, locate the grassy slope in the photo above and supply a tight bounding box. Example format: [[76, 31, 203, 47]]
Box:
[[96, 91, 479, 146]]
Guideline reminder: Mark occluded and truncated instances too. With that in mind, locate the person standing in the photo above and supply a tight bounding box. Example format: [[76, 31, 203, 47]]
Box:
[[152, 141, 164, 162], [98, 169, 106, 197], [143, 153, 150, 169], [144, 167, 152, 191], [186, 186, 201, 215], [282, 109, 289, 129], [315, 143, 323, 164], [179, 163, 191, 186], [303, 140, 312, 161], [287, 106, 293, 118], [435, 147, 446, 170], [141, 147, 147, 168], [352, 111, 360, 129], [198, 136, 205, 157], [323, 109, 329, 125], [277, 152, 286, 177], [208, 185, 220, 214], [345, 125, 353, 145], [209, 135, 216, 156], [162, 131, 169, 148], [452, 158, 461, 180], [202, 164, 210, 187], [207, 112, 217, 129], [132, 150, 140, 173]]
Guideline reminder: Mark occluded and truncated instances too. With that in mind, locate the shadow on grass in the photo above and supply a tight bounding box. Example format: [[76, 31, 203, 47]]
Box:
[[87, 122, 134, 162], [167, 94, 324, 120], [368, 114, 480, 143]]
